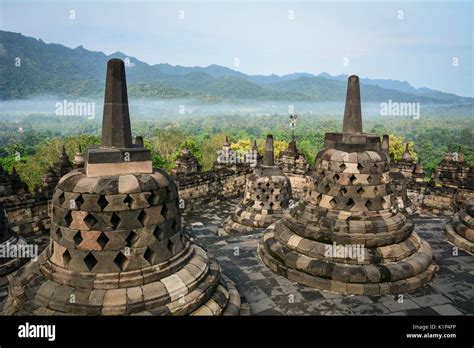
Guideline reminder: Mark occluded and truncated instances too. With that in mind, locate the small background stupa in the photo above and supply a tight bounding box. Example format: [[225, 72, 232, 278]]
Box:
[[220, 135, 292, 235], [276, 114, 308, 200]]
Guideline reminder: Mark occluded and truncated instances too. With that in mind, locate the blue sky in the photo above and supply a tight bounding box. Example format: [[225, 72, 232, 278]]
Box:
[[1, 0, 472, 96]]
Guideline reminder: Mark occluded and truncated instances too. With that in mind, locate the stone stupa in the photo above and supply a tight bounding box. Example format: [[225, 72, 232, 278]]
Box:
[[221, 135, 292, 235], [171, 144, 201, 177], [276, 116, 308, 200], [444, 198, 474, 254], [3, 59, 246, 316], [412, 159, 425, 189], [39, 145, 74, 199], [259, 75, 437, 295]]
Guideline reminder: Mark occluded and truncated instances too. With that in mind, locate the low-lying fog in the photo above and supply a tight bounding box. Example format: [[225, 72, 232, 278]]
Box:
[[0, 96, 471, 122]]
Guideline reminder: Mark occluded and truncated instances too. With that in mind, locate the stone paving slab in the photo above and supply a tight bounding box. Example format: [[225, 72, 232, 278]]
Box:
[[185, 199, 474, 316]]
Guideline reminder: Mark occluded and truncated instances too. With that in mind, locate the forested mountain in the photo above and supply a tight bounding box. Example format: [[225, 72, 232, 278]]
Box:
[[1, 30, 472, 104]]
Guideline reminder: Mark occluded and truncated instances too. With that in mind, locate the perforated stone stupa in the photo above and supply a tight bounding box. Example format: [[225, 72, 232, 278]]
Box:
[[259, 75, 437, 295], [3, 59, 245, 316], [171, 144, 201, 177], [221, 135, 292, 235], [276, 120, 308, 199], [444, 198, 474, 254]]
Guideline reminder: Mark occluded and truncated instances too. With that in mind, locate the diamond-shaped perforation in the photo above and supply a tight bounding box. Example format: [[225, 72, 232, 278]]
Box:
[[346, 198, 355, 208], [83, 213, 97, 229], [74, 195, 84, 209], [64, 210, 73, 227], [97, 195, 108, 210], [138, 210, 147, 226], [340, 186, 348, 196], [125, 231, 138, 247], [123, 195, 132, 208], [97, 232, 109, 249], [315, 193, 322, 204], [329, 198, 337, 208], [56, 228, 63, 241], [62, 249, 71, 266], [143, 247, 155, 265], [366, 175, 372, 184], [84, 252, 98, 271], [110, 212, 121, 229], [357, 163, 364, 171], [357, 186, 365, 194], [365, 199, 373, 210], [58, 192, 65, 205], [323, 183, 330, 194], [339, 163, 347, 171], [147, 191, 158, 206], [73, 231, 83, 245], [373, 186, 379, 195], [350, 174, 357, 184], [333, 173, 340, 183], [113, 252, 127, 271], [153, 225, 165, 240]]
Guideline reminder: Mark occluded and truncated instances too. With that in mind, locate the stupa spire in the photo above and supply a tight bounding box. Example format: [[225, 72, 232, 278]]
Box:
[[101, 58, 132, 148], [263, 134, 274, 166], [342, 75, 362, 134]]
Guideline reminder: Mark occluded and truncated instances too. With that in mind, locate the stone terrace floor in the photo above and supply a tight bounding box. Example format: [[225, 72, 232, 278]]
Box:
[[1, 200, 472, 316], [185, 199, 474, 316]]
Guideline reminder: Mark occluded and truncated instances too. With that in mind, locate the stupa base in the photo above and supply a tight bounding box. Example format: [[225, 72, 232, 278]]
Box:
[[219, 216, 268, 236], [2, 244, 247, 316], [444, 221, 474, 254], [259, 224, 438, 296]]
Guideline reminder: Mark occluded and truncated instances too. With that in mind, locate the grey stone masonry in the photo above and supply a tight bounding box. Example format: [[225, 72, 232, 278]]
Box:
[[444, 198, 474, 254], [259, 75, 437, 295]]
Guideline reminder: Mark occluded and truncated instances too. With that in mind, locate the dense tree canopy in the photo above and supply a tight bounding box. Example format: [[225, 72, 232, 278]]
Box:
[[1, 113, 472, 191]]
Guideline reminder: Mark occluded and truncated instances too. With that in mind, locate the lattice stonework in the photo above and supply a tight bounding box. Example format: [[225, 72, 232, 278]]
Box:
[[48, 171, 184, 273], [258, 75, 437, 295]]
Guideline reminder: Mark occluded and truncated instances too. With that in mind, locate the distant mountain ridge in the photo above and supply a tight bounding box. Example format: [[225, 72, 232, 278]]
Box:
[[0, 30, 472, 104]]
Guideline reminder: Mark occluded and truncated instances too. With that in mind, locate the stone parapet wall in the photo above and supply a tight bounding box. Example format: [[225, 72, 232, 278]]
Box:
[[2, 194, 50, 236], [174, 167, 252, 213]]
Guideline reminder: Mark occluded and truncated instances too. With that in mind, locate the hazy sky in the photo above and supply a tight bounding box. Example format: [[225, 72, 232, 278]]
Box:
[[1, 0, 472, 96]]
